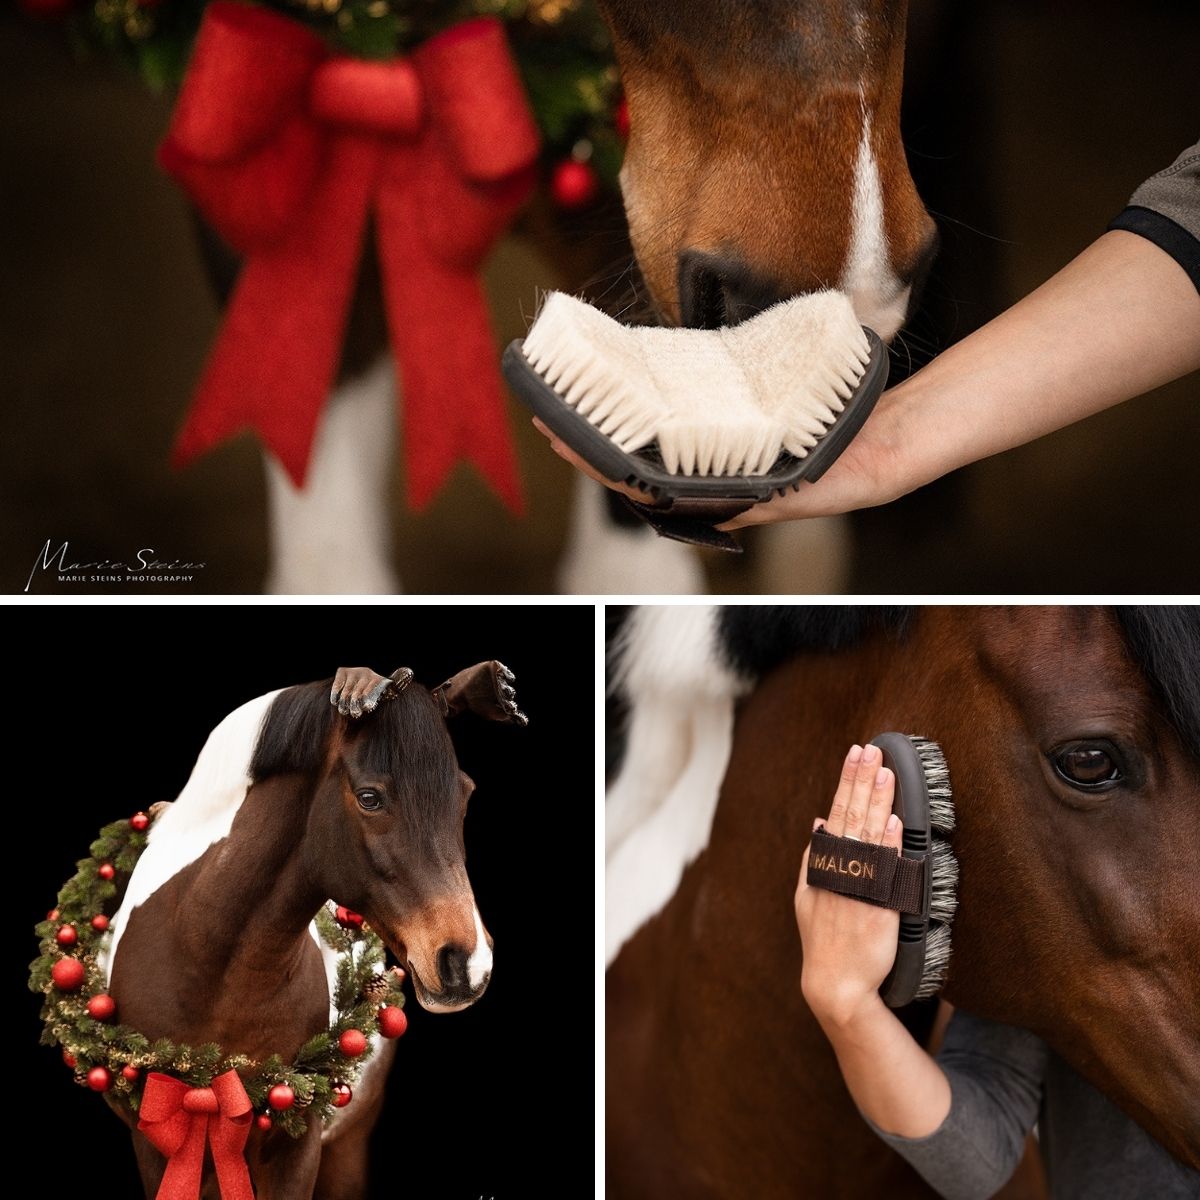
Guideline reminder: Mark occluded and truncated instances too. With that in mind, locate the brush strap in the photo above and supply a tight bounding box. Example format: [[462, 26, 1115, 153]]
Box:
[[621, 496, 754, 552], [807, 829, 927, 915]]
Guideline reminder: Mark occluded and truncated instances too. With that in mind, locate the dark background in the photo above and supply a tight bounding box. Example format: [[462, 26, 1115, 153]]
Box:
[[14, 605, 594, 1196], [2, 0, 1199, 594]]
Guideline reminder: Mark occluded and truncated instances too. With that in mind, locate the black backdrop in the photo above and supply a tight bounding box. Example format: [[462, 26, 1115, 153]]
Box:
[[15, 605, 594, 1197]]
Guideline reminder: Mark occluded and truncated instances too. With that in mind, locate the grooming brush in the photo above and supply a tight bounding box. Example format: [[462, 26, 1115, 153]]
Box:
[[871, 734, 957, 1006], [806, 732, 957, 1007], [503, 290, 888, 544]]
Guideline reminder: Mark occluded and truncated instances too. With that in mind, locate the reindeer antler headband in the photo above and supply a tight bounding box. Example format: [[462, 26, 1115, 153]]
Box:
[[330, 663, 526, 725]]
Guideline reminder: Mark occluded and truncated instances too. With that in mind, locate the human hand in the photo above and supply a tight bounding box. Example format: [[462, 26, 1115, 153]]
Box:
[[532, 388, 923, 523], [796, 743, 905, 1029]]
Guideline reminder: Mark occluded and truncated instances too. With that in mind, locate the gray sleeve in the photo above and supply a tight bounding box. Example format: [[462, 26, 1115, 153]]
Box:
[[862, 1011, 1047, 1200], [1108, 139, 1200, 292]]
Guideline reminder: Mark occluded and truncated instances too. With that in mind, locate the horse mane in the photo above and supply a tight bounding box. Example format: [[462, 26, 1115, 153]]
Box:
[[1113, 607, 1200, 761], [716, 606, 914, 677], [250, 679, 461, 823]]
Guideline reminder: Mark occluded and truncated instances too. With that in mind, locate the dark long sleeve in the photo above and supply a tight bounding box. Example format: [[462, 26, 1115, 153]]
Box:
[[862, 1010, 1046, 1200]]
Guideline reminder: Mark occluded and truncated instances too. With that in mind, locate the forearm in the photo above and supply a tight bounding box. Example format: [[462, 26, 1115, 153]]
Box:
[[810, 991, 951, 1138], [890, 229, 1200, 492]]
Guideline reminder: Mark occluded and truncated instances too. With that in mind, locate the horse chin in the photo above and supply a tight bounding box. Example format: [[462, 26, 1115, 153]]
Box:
[[410, 967, 489, 1014]]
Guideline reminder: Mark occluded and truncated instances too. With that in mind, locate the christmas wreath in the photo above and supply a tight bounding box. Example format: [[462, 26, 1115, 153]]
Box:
[[29, 808, 409, 1138], [24, 0, 627, 201]]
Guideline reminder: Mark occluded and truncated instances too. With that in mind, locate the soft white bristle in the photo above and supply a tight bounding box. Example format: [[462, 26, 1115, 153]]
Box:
[[519, 289, 870, 475]]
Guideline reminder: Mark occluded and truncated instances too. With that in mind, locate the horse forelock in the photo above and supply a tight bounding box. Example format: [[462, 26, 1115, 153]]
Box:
[[250, 678, 461, 842]]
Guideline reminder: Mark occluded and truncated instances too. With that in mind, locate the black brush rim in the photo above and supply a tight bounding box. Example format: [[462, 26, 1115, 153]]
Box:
[[870, 732, 932, 1009], [502, 328, 888, 504]]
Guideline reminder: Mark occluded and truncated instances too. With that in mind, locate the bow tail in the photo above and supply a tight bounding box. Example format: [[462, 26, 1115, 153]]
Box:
[[375, 157, 524, 515], [173, 135, 381, 487], [152, 1116, 209, 1200]]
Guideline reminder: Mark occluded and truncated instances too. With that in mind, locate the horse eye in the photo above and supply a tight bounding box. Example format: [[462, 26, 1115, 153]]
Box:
[[356, 790, 384, 812], [1051, 743, 1123, 791]]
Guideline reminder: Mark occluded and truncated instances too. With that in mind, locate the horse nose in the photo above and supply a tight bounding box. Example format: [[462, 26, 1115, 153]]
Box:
[[436, 943, 470, 992], [678, 249, 790, 328]]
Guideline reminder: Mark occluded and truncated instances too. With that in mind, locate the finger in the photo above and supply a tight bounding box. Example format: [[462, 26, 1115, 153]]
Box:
[[882, 811, 903, 854], [861, 765, 894, 844], [843, 742, 881, 840], [827, 745, 863, 835], [531, 418, 658, 504]]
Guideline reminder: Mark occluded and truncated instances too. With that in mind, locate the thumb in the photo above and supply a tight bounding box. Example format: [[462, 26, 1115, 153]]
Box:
[[882, 812, 903, 853]]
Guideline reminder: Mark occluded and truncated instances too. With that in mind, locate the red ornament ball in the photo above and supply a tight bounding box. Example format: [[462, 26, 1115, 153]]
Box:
[[47, 908, 60, 921], [255, 1113, 273, 1131], [87, 994, 117, 1022], [98, 863, 115, 881], [334, 906, 364, 930], [338, 1029, 367, 1058], [551, 159, 599, 210], [55, 924, 78, 947], [130, 812, 150, 832], [267, 1084, 295, 1111], [331, 1083, 352, 1108], [377, 1005, 407, 1039], [62, 1049, 77, 1069], [91, 914, 109, 932], [121, 1065, 140, 1082], [51, 957, 85, 991], [615, 96, 631, 140], [87, 1066, 112, 1093]]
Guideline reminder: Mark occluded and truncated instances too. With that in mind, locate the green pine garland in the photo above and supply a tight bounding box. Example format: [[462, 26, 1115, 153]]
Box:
[[62, 0, 625, 188], [29, 812, 405, 1137]]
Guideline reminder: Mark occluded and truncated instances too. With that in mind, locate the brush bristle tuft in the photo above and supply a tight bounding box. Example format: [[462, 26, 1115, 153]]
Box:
[[519, 290, 870, 477], [906, 735, 958, 998]]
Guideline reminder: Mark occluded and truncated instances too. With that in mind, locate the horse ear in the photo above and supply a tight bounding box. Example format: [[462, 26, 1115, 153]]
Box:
[[330, 666, 406, 718], [432, 661, 527, 726]]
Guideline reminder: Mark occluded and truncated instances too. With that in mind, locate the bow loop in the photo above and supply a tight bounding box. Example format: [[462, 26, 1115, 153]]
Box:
[[309, 59, 424, 138], [416, 17, 542, 184], [166, 1, 324, 165]]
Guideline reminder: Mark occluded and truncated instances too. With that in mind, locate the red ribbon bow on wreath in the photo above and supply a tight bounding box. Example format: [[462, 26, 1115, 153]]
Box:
[[160, 2, 541, 512], [137, 1070, 254, 1200]]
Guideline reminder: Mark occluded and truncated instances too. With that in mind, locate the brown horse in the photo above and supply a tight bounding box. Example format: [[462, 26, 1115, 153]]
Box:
[[606, 606, 1200, 1197], [107, 662, 525, 1199]]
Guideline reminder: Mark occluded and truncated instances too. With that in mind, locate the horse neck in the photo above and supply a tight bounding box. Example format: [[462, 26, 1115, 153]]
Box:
[[178, 773, 325, 982]]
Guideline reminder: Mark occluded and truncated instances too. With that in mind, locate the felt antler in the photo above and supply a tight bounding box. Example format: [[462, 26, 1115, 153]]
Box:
[[330, 666, 412, 718], [432, 661, 527, 725]]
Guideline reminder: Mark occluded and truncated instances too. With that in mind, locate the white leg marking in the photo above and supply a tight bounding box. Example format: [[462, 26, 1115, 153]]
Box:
[[753, 515, 852, 594], [557, 475, 707, 596], [466, 905, 492, 989], [105, 690, 283, 979], [605, 607, 748, 962], [840, 99, 910, 342], [265, 356, 400, 595]]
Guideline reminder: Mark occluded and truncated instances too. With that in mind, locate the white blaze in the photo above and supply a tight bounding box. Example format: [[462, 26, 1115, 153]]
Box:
[[840, 100, 910, 341]]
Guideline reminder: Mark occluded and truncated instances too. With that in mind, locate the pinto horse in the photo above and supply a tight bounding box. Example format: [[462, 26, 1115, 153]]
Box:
[[606, 606, 1200, 1196], [106, 662, 525, 1199]]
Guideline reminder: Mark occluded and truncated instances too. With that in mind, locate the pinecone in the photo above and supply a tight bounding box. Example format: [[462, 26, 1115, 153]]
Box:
[[294, 1086, 313, 1110], [362, 976, 389, 1004]]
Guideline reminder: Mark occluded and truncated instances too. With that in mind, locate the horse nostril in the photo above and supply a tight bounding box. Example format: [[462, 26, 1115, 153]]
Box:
[[436, 943, 470, 992], [677, 249, 789, 329]]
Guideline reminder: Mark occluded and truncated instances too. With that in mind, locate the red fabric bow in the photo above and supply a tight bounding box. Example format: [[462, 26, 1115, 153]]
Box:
[[160, 3, 542, 511], [137, 1070, 254, 1200]]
